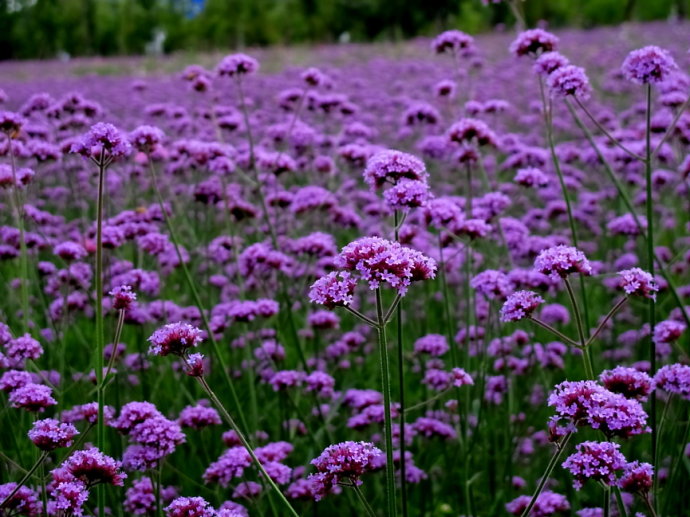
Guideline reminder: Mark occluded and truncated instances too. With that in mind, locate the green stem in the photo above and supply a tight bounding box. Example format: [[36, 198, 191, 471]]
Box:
[[603, 486, 611, 517], [645, 84, 658, 488], [612, 486, 628, 517], [148, 160, 250, 436], [351, 482, 378, 517], [376, 288, 398, 517], [574, 97, 644, 161], [584, 297, 628, 347], [7, 145, 30, 333], [519, 432, 572, 517], [563, 277, 594, 379], [195, 374, 300, 517], [528, 317, 581, 349], [394, 211, 408, 517], [0, 451, 48, 510], [565, 98, 690, 331], [94, 156, 107, 517]]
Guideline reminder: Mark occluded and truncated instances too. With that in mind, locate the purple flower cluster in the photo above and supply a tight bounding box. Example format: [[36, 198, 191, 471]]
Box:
[[562, 441, 627, 490], [308, 441, 383, 500]]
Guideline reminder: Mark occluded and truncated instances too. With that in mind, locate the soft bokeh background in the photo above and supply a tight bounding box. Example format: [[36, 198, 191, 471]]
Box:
[[1, 0, 689, 61]]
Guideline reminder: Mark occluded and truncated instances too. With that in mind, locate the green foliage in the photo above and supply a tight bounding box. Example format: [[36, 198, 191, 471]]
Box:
[[0, 0, 688, 59]]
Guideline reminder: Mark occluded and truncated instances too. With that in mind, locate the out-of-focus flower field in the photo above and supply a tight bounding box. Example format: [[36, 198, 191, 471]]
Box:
[[0, 18, 689, 517]]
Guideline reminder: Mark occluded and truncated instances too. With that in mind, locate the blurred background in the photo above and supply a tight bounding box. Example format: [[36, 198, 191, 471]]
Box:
[[0, 0, 688, 60]]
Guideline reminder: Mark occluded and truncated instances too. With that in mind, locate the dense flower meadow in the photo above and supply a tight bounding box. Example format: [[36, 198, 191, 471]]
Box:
[[0, 17, 690, 517]]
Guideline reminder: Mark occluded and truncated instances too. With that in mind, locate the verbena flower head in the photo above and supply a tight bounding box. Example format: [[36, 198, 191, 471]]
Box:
[[506, 490, 570, 516], [383, 179, 431, 211], [0, 482, 41, 516], [309, 271, 358, 308], [49, 480, 89, 516], [654, 363, 690, 400], [217, 53, 259, 77], [548, 380, 649, 438], [110, 284, 137, 310], [112, 401, 163, 434], [618, 461, 653, 493], [510, 29, 559, 57], [451, 367, 474, 387], [63, 447, 127, 487], [617, 268, 658, 300], [431, 30, 474, 54], [165, 496, 217, 517], [148, 322, 203, 357], [308, 441, 383, 500], [28, 418, 79, 451], [471, 270, 512, 300], [337, 237, 436, 294], [447, 118, 497, 147], [70, 122, 132, 161], [534, 245, 592, 279], [533, 51, 570, 76], [129, 125, 165, 153], [9, 383, 57, 412], [599, 366, 654, 401], [652, 320, 686, 347], [622, 45, 677, 85], [0, 110, 26, 135], [414, 334, 449, 357], [500, 290, 544, 322], [363, 150, 428, 190], [562, 441, 626, 490], [546, 65, 592, 99]]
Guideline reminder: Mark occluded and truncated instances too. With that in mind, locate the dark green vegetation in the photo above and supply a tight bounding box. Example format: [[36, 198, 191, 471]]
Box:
[[1, 0, 689, 60]]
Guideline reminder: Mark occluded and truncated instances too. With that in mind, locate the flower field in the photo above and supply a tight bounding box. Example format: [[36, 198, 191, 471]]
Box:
[[0, 18, 689, 517]]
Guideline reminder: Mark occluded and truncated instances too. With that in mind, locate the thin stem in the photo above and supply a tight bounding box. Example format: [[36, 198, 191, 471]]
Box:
[[404, 388, 451, 413], [376, 288, 398, 517], [383, 293, 403, 324], [7, 146, 30, 333], [612, 486, 628, 517], [645, 83, 658, 486], [394, 210, 408, 517], [563, 278, 594, 379], [148, 160, 250, 435], [565, 98, 690, 330], [584, 297, 628, 347], [94, 156, 107, 517], [351, 482, 378, 517], [643, 493, 658, 517], [574, 97, 645, 161], [519, 432, 573, 517], [343, 306, 379, 328], [100, 309, 125, 388], [195, 374, 300, 517], [528, 317, 581, 348], [603, 486, 611, 517], [0, 452, 48, 510], [652, 94, 690, 158]]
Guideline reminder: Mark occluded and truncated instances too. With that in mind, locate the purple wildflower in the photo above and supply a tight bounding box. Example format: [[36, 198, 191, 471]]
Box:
[[148, 322, 203, 356], [618, 461, 653, 493], [546, 65, 592, 99], [534, 245, 592, 278], [28, 418, 79, 451], [562, 441, 626, 490], [500, 291, 545, 322], [308, 441, 383, 500], [618, 268, 658, 300], [510, 29, 559, 57], [622, 46, 677, 85], [654, 363, 690, 400]]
